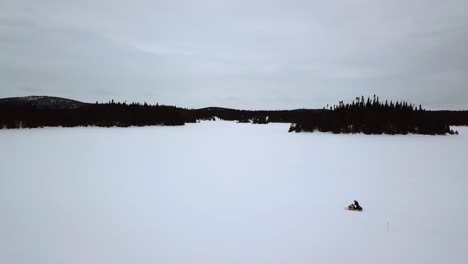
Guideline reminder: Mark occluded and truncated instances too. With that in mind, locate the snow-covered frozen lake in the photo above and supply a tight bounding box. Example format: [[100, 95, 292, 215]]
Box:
[[1, 122, 468, 264]]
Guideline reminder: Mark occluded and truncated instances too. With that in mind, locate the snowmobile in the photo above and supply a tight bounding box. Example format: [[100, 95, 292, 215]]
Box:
[[346, 200, 363, 211]]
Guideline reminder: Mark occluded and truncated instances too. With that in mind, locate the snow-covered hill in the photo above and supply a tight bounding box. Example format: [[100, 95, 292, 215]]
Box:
[[0, 96, 85, 109]]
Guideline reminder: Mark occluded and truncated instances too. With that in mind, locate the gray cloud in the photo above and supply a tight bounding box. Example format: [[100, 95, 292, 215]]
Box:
[[1, 0, 468, 109]]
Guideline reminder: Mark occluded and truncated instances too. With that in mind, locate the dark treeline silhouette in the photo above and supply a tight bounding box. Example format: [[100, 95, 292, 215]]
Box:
[[289, 96, 460, 135], [193, 107, 324, 124], [1, 96, 468, 135], [0, 98, 195, 128]]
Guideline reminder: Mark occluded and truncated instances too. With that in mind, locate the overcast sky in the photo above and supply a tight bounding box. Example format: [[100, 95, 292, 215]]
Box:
[[0, 0, 467, 109]]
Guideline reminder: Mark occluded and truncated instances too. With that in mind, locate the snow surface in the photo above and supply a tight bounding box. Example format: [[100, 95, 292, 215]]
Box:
[[1, 122, 468, 264]]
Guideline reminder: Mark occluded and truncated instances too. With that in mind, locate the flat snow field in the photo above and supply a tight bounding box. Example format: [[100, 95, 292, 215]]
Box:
[[1, 122, 468, 264]]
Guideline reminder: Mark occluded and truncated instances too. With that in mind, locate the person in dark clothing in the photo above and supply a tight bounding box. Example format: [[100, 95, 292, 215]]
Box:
[[354, 200, 362, 211]]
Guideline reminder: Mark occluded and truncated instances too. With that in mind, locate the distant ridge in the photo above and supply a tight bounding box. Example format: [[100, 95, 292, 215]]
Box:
[[0, 96, 86, 110]]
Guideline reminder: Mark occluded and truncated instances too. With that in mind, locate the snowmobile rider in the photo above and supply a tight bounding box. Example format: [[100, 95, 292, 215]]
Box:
[[354, 200, 362, 211]]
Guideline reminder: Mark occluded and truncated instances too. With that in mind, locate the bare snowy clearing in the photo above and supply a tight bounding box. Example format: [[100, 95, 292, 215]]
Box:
[[1, 122, 467, 264]]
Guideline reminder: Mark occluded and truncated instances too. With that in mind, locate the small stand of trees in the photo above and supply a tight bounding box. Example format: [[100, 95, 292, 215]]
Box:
[[289, 96, 457, 135]]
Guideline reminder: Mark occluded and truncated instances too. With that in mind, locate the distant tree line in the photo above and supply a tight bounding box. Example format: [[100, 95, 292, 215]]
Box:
[[0, 100, 195, 128], [1, 95, 467, 135], [289, 96, 459, 135]]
